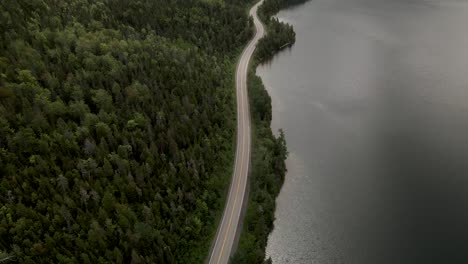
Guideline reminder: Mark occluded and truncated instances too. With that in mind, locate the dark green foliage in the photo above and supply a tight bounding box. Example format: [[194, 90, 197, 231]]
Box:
[[258, 0, 309, 20], [255, 0, 309, 62], [255, 18, 295, 62], [0, 0, 255, 263]]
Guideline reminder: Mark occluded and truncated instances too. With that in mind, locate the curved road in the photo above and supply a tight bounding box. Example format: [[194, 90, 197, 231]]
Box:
[[208, 1, 265, 264]]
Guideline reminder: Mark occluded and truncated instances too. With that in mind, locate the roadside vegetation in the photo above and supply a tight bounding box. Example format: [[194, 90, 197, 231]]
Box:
[[232, 0, 309, 263], [231, 68, 288, 264]]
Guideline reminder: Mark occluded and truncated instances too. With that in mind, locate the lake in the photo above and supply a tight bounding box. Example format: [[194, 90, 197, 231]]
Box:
[[258, 0, 468, 263]]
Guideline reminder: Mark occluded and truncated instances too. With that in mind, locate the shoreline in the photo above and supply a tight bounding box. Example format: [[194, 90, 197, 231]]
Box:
[[231, 0, 308, 263]]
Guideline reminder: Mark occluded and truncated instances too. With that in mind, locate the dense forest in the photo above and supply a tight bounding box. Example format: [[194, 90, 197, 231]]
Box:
[[0, 0, 257, 263]]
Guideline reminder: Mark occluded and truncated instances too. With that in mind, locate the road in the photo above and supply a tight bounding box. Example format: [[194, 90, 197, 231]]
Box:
[[207, 1, 265, 264]]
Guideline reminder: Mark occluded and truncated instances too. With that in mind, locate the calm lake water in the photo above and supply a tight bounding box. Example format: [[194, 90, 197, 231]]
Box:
[[258, 0, 468, 263]]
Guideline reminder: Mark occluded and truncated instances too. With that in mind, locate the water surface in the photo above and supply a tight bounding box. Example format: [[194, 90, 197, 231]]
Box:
[[259, 1, 468, 263]]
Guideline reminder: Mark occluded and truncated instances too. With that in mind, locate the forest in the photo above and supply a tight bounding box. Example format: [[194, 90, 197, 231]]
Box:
[[0, 0, 255, 263]]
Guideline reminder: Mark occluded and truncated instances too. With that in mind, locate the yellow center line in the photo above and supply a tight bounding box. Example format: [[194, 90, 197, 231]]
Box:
[[216, 48, 249, 264], [212, 3, 263, 261]]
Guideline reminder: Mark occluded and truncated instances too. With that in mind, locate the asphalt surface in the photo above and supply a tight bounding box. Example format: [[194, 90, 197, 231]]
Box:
[[207, 1, 265, 264]]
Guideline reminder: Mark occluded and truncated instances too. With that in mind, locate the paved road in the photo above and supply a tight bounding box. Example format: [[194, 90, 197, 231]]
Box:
[[207, 1, 265, 264]]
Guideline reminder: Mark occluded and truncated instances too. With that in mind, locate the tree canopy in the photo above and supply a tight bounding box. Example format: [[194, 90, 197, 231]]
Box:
[[0, 0, 254, 263]]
